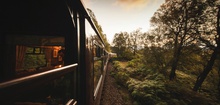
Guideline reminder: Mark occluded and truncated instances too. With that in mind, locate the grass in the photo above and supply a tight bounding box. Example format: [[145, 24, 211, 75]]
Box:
[[112, 60, 220, 105], [118, 61, 128, 68]]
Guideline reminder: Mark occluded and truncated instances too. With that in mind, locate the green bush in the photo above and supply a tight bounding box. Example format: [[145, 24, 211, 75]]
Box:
[[127, 58, 143, 68], [112, 61, 121, 70], [114, 71, 130, 87], [24, 54, 46, 70], [126, 78, 168, 105], [129, 68, 155, 80]]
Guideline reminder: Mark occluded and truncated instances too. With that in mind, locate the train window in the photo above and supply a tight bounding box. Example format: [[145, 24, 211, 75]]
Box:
[[34, 47, 42, 54], [25, 47, 44, 54], [93, 42, 104, 58], [21, 46, 47, 72], [94, 59, 102, 90], [85, 19, 105, 96], [93, 44, 103, 94], [5, 35, 65, 77], [96, 45, 101, 57]]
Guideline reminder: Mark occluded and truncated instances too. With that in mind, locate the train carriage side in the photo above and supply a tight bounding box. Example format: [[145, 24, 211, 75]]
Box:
[[84, 4, 110, 104], [0, 0, 109, 105]]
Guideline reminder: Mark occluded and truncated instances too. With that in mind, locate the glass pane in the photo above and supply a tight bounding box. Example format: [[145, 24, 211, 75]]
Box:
[[34, 48, 41, 53], [11, 36, 65, 76], [94, 59, 102, 90]]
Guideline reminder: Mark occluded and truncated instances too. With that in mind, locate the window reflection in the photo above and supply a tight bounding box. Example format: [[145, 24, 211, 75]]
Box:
[[8, 35, 65, 76], [94, 59, 102, 90], [93, 44, 104, 91], [85, 19, 105, 93]]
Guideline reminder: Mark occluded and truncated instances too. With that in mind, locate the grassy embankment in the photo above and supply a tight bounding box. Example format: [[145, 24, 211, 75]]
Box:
[[110, 60, 220, 105]]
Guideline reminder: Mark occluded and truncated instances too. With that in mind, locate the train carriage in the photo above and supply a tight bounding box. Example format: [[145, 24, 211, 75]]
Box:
[[0, 0, 109, 105]]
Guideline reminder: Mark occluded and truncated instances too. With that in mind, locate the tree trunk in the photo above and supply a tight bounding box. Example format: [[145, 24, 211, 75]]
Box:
[[193, 6, 220, 91], [170, 1, 188, 80], [133, 46, 136, 56], [169, 59, 177, 80], [193, 46, 219, 91], [169, 46, 182, 80]]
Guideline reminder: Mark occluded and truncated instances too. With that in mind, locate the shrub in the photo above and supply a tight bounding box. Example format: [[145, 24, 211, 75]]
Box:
[[114, 71, 130, 87], [112, 61, 121, 70], [127, 58, 143, 68], [126, 78, 168, 105]]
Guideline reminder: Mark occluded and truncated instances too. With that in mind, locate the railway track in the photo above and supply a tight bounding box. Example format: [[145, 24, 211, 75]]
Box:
[[100, 63, 124, 105]]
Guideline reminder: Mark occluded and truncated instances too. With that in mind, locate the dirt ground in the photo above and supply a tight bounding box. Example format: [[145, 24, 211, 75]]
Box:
[[100, 63, 128, 105]]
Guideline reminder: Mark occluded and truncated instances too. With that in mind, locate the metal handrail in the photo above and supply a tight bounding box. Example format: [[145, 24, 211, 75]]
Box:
[[0, 63, 78, 89], [66, 99, 77, 105], [94, 75, 103, 99]]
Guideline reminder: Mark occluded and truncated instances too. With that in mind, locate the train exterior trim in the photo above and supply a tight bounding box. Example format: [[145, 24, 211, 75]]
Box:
[[0, 0, 109, 105]]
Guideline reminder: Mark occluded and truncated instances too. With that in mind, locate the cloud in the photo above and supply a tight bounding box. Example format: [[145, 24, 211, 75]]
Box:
[[114, 0, 152, 10]]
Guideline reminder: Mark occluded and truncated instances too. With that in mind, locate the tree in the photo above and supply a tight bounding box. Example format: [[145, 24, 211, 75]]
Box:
[[193, 5, 220, 91], [130, 28, 143, 56], [87, 8, 111, 51], [112, 32, 130, 58], [151, 0, 207, 80]]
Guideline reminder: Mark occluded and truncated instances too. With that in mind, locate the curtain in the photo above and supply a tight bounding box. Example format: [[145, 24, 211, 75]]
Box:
[[16, 45, 27, 70]]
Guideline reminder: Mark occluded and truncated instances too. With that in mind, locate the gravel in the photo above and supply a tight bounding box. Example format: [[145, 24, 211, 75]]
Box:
[[100, 63, 125, 105]]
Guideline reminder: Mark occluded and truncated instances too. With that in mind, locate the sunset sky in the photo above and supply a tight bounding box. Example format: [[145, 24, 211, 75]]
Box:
[[83, 0, 165, 44]]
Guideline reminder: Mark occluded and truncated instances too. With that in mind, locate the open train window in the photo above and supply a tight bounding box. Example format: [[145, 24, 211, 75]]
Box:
[[6, 35, 65, 77]]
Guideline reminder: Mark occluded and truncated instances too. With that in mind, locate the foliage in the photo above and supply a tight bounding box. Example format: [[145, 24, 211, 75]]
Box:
[[127, 78, 167, 105], [23, 54, 46, 70], [112, 29, 146, 60], [129, 28, 144, 56], [120, 50, 134, 60], [110, 0, 220, 104], [142, 46, 172, 75], [193, 1, 220, 91], [111, 60, 220, 105], [112, 32, 130, 60], [112, 61, 121, 70], [127, 58, 143, 68], [115, 71, 130, 87], [150, 0, 212, 80], [87, 8, 111, 52], [179, 44, 210, 75]]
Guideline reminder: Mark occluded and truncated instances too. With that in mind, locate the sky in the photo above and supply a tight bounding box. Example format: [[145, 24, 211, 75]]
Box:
[[83, 0, 165, 44]]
